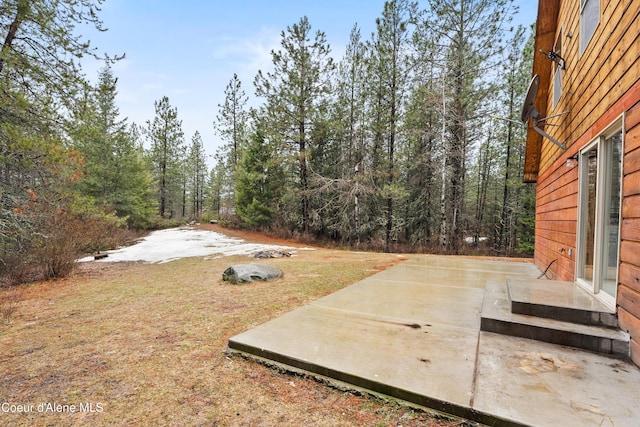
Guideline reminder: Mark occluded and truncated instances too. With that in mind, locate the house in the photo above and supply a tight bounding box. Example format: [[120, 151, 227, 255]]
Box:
[[524, 0, 640, 366]]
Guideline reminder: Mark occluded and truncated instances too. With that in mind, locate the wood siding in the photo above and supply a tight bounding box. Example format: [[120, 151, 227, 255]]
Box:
[[620, 101, 640, 366], [534, 157, 578, 281], [525, 0, 640, 179], [529, 0, 640, 365]]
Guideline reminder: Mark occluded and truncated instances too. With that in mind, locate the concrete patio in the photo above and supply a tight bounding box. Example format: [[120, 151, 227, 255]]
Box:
[[228, 255, 640, 426]]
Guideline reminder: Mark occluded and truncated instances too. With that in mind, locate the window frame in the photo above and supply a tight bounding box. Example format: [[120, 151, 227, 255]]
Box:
[[575, 117, 623, 310], [552, 30, 563, 109], [580, 0, 600, 55]]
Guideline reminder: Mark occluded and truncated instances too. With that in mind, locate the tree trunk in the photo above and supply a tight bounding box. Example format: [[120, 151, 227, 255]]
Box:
[[0, 2, 28, 75], [160, 159, 166, 217], [386, 94, 396, 253], [299, 121, 309, 235], [438, 76, 448, 250]]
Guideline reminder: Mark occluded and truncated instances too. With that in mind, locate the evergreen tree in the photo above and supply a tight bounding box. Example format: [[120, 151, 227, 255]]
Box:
[[0, 0, 114, 107], [0, 0, 120, 278], [334, 24, 370, 244], [215, 73, 249, 169], [116, 124, 157, 228], [213, 73, 249, 212], [146, 96, 185, 218], [495, 25, 531, 255], [187, 131, 208, 219], [403, 80, 441, 246], [336, 24, 368, 177], [235, 125, 282, 228], [404, 5, 447, 249], [368, 0, 416, 252], [513, 26, 536, 255], [424, 0, 516, 254], [208, 152, 226, 217], [296, 24, 371, 244], [254, 16, 335, 235], [71, 64, 156, 228]]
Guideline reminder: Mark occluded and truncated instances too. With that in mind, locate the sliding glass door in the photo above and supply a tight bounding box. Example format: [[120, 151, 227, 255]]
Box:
[[576, 126, 622, 306]]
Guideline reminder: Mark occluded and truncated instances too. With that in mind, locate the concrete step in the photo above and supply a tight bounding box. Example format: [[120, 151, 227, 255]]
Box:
[[480, 281, 630, 358], [507, 278, 618, 329]]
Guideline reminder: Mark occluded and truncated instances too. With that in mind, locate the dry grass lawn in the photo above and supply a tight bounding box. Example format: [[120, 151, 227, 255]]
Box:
[[0, 225, 469, 426]]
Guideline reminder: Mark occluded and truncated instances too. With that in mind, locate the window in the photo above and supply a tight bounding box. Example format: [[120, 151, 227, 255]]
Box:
[[576, 120, 622, 307], [580, 0, 600, 55], [552, 32, 562, 108]]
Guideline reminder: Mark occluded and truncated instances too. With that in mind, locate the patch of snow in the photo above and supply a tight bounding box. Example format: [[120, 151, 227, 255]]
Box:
[[78, 227, 300, 264], [464, 236, 489, 244]]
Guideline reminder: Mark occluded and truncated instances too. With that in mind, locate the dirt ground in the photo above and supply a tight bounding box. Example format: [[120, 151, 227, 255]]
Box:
[[0, 224, 473, 426]]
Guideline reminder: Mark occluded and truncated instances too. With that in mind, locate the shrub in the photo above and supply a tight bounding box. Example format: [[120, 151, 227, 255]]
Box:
[[0, 253, 32, 287], [27, 197, 126, 280], [0, 287, 22, 324], [218, 214, 242, 229], [31, 209, 102, 279]]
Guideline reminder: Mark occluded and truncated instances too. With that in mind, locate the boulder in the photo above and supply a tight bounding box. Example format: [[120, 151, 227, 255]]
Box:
[[222, 263, 283, 284], [250, 250, 291, 259]]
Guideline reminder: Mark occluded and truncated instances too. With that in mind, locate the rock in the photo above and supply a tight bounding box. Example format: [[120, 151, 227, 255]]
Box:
[[222, 263, 283, 284], [250, 250, 291, 259]]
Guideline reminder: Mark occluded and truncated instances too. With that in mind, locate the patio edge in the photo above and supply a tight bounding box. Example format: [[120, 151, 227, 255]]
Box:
[[227, 339, 530, 427]]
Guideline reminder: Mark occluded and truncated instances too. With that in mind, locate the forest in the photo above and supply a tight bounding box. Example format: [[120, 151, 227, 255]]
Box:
[[0, 0, 536, 283]]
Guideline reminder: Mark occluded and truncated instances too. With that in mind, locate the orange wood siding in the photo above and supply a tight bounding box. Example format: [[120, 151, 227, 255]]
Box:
[[620, 101, 640, 366], [529, 0, 640, 367], [534, 152, 578, 281], [526, 0, 640, 178], [535, 95, 640, 365]]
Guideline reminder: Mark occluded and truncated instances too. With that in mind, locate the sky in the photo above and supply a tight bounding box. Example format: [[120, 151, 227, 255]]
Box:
[[82, 1, 538, 165]]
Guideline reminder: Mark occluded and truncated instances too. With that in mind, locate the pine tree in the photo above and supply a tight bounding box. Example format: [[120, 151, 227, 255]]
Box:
[[0, 0, 120, 278], [403, 80, 441, 246], [146, 96, 185, 218], [513, 26, 536, 255], [254, 16, 334, 235], [425, 0, 516, 254], [208, 152, 226, 217], [117, 124, 157, 228], [71, 64, 156, 228], [405, 5, 447, 249], [235, 125, 282, 228], [187, 131, 208, 219], [495, 25, 530, 255], [336, 24, 368, 177], [316, 24, 371, 244], [213, 73, 249, 213], [0, 0, 114, 106], [368, 0, 416, 252], [215, 73, 249, 169]]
